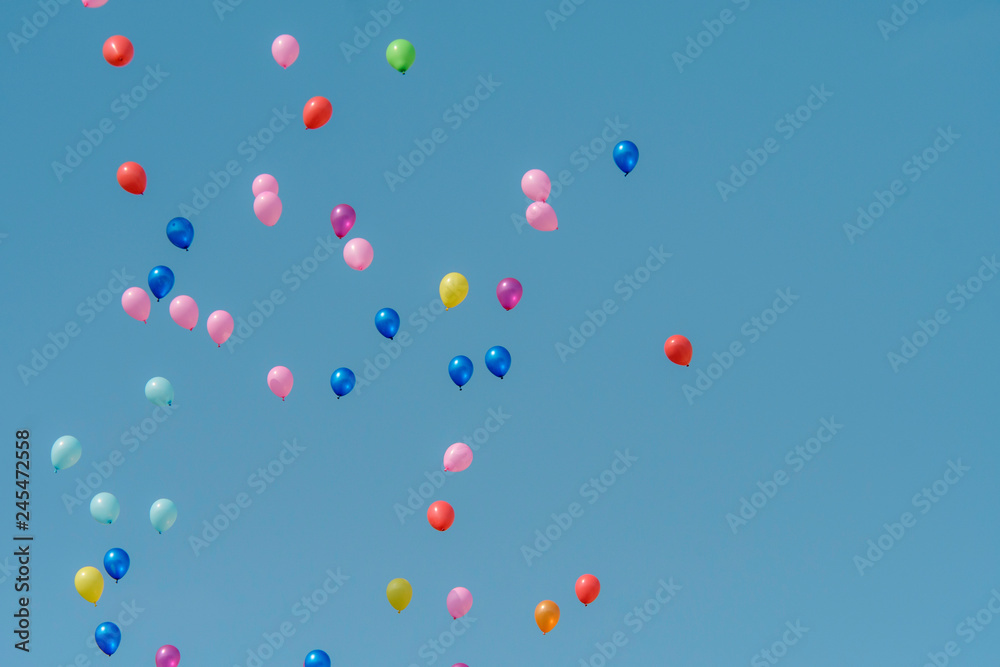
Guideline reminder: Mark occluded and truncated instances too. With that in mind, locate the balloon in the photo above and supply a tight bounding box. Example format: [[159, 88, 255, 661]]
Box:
[[121, 287, 151, 323], [446, 587, 473, 619], [304, 650, 331, 667], [448, 355, 473, 390], [103, 35, 133, 67], [521, 169, 551, 202], [427, 500, 454, 531], [155, 645, 180, 667], [90, 492, 120, 524], [271, 34, 299, 68], [664, 335, 692, 366], [103, 548, 130, 582], [268, 366, 294, 400], [166, 217, 194, 250], [148, 266, 175, 301], [169, 295, 199, 331], [526, 202, 557, 231], [75, 566, 104, 605], [439, 273, 469, 309], [484, 346, 511, 379], [117, 161, 146, 194], [343, 238, 374, 271], [207, 310, 235, 347], [330, 368, 356, 399], [386, 39, 415, 73], [303, 96, 332, 129], [145, 377, 174, 407], [254, 192, 282, 226], [386, 578, 412, 613], [330, 204, 356, 238], [613, 140, 639, 176], [576, 574, 600, 605], [375, 308, 400, 339], [150, 498, 178, 534], [443, 442, 472, 472], [95, 622, 121, 656], [83, 0, 110, 7], [496, 278, 523, 311], [252, 174, 279, 197], [534, 600, 560, 634], [51, 435, 82, 471]]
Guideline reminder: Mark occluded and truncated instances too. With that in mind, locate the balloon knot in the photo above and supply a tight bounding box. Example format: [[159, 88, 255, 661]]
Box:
[[218, 344, 221, 348]]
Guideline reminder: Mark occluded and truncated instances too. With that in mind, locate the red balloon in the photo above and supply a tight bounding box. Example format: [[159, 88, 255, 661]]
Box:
[[664, 335, 692, 366], [303, 96, 332, 129], [103, 35, 134, 67], [576, 574, 600, 606], [117, 162, 146, 195], [427, 501, 454, 531]]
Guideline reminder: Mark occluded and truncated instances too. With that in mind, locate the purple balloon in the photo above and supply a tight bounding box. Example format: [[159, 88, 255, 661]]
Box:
[[452, 664, 469, 667], [496, 278, 523, 311], [331, 204, 356, 239]]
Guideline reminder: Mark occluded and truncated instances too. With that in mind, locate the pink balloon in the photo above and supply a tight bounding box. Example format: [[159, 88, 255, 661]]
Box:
[[343, 238, 373, 271], [330, 204, 356, 239], [521, 169, 551, 202], [254, 192, 282, 226], [496, 278, 523, 311], [121, 287, 151, 323], [168, 295, 199, 331], [443, 443, 473, 472], [82, 0, 109, 6], [446, 587, 473, 619], [267, 366, 293, 401], [155, 645, 180, 667], [271, 35, 299, 68], [207, 310, 234, 347], [526, 202, 557, 231], [252, 174, 278, 197]]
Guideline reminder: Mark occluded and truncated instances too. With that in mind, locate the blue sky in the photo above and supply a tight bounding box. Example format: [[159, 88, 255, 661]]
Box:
[[3, 1, 1000, 665]]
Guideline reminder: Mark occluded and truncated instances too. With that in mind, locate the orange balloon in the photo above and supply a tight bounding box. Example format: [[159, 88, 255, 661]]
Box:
[[664, 335, 692, 366], [303, 96, 332, 129], [575, 574, 600, 606], [117, 162, 146, 195], [103, 35, 134, 67], [534, 600, 559, 634], [427, 501, 454, 531]]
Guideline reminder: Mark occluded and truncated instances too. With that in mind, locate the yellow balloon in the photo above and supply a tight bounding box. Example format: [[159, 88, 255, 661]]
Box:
[[535, 599, 560, 634], [386, 578, 412, 613], [75, 566, 104, 605], [439, 273, 469, 310]]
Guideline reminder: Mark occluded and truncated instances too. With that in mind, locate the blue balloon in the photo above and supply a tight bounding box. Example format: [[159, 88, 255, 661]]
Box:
[[147, 266, 175, 301], [166, 217, 194, 250], [613, 140, 639, 176], [305, 650, 331, 667], [103, 548, 130, 583], [95, 622, 121, 656], [448, 355, 473, 390], [330, 368, 356, 399], [375, 308, 400, 340], [485, 346, 511, 379]]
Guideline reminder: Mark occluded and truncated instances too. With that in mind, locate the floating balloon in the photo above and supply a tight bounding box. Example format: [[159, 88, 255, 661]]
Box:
[[375, 308, 400, 339], [166, 217, 193, 250], [535, 600, 560, 634], [83, 0, 110, 7], [268, 366, 293, 400], [103, 548, 130, 583], [496, 278, 523, 311], [521, 169, 551, 202], [169, 295, 199, 331], [75, 566, 104, 605], [207, 310, 235, 347], [448, 356, 473, 390], [147, 266, 174, 301], [117, 161, 146, 194], [103, 35, 133, 67], [343, 238, 374, 271], [150, 498, 178, 534], [303, 96, 332, 129], [121, 287, 151, 323], [427, 500, 454, 531], [576, 574, 600, 605], [271, 34, 299, 68], [304, 650, 331, 667], [386, 578, 412, 613], [95, 622, 121, 656], [386, 39, 415, 73], [447, 587, 473, 619], [252, 174, 279, 197], [526, 201, 557, 231], [155, 645, 180, 667], [51, 435, 82, 471], [664, 335, 692, 366], [330, 204, 356, 238], [90, 492, 120, 524], [613, 140, 639, 176], [443, 442, 472, 472], [254, 192, 282, 226], [145, 377, 174, 407], [330, 368, 356, 399], [439, 273, 469, 309], [485, 346, 511, 379]]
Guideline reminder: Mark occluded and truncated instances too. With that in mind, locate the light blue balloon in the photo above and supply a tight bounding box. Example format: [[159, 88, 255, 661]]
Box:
[[90, 492, 120, 525], [149, 498, 178, 534], [51, 435, 82, 471], [145, 377, 174, 407]]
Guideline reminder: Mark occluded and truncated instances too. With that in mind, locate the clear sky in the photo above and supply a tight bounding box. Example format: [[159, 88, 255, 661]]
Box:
[[3, 1, 1000, 666]]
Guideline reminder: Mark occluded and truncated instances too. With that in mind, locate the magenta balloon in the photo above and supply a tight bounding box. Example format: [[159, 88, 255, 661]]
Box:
[[521, 169, 551, 202], [526, 202, 557, 231], [446, 587, 473, 619], [271, 34, 299, 68], [330, 204, 356, 239], [252, 174, 278, 197], [254, 192, 282, 226], [121, 287, 151, 323], [207, 310, 234, 347], [267, 366, 293, 400], [496, 278, 523, 311], [169, 295, 199, 331], [343, 238, 373, 271], [443, 443, 473, 472], [155, 645, 180, 667], [452, 664, 470, 667]]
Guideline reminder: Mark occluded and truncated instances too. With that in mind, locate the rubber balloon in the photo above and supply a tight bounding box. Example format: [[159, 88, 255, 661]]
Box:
[[150, 498, 178, 534], [254, 192, 282, 226], [145, 377, 174, 407], [83, 0, 109, 7], [303, 96, 332, 129], [375, 308, 400, 339], [386, 39, 415, 73], [485, 346, 511, 379], [664, 335, 692, 366], [95, 622, 121, 656], [304, 650, 331, 667], [521, 169, 551, 202], [147, 266, 174, 301], [439, 273, 469, 309], [51, 435, 82, 471], [343, 238, 374, 271], [448, 355, 473, 390], [169, 295, 198, 331], [443, 442, 472, 472], [427, 500, 454, 531], [252, 174, 279, 197], [330, 368, 356, 399], [207, 310, 235, 347], [103, 548, 130, 582], [496, 278, 522, 311], [268, 366, 294, 400], [386, 578, 412, 612], [166, 217, 193, 250], [330, 204, 356, 238], [90, 492, 120, 524], [526, 201, 557, 231], [535, 600, 560, 634], [121, 287, 151, 323], [447, 587, 473, 619], [117, 161, 146, 194], [613, 140, 639, 176], [75, 566, 104, 605], [103, 35, 133, 67], [155, 644, 180, 667], [271, 34, 299, 68], [576, 574, 600, 605]]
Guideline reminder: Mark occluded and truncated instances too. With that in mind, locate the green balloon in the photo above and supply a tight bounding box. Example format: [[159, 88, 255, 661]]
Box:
[[386, 39, 415, 74]]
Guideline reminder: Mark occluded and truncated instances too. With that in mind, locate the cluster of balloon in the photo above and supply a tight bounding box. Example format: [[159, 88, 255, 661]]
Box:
[[664, 335, 693, 366], [522, 170, 558, 231], [121, 285, 236, 347], [117, 161, 146, 195], [267, 366, 294, 401], [51, 435, 82, 471], [166, 217, 194, 250], [496, 277, 523, 311], [613, 140, 639, 176], [304, 650, 331, 667], [271, 35, 299, 68], [103, 35, 133, 67], [103, 548, 130, 583], [533, 574, 601, 635], [386, 39, 415, 74], [253, 173, 282, 226], [427, 500, 455, 531], [148, 266, 175, 302]]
